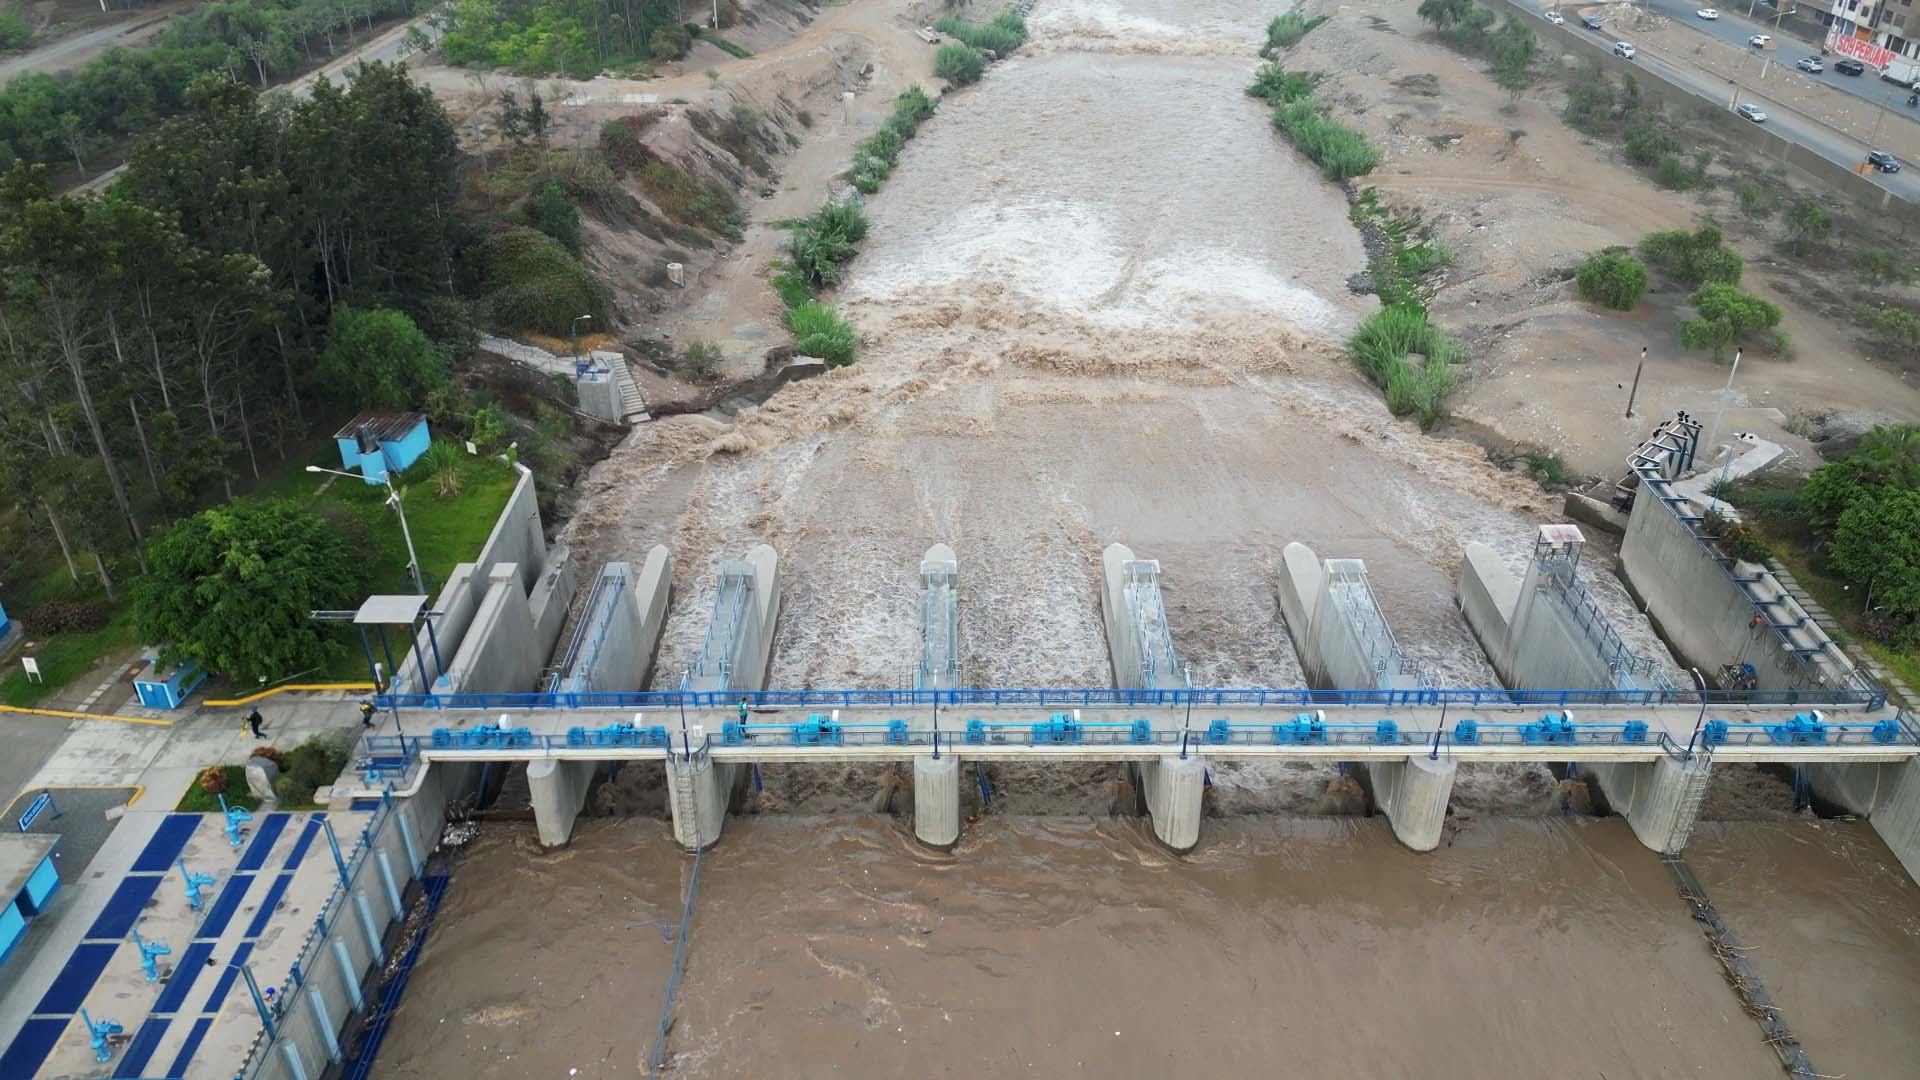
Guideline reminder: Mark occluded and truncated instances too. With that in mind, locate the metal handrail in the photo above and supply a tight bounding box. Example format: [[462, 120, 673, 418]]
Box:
[[375, 685, 1891, 712]]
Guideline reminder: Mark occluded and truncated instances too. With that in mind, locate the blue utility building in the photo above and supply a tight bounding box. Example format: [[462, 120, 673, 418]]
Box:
[[333, 412, 431, 485]]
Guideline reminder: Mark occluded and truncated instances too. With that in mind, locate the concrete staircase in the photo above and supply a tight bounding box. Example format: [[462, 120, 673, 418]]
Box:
[[593, 350, 651, 424]]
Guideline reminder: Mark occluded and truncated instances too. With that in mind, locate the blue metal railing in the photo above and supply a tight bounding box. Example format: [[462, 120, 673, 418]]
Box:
[[1634, 464, 1885, 706], [386, 711, 1920, 757], [375, 684, 1889, 712]]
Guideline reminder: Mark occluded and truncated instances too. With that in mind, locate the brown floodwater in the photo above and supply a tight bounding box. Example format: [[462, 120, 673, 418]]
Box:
[[377, 811, 1920, 1079]]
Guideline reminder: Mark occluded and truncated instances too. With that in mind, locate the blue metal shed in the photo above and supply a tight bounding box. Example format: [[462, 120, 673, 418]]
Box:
[[333, 412, 431, 485]]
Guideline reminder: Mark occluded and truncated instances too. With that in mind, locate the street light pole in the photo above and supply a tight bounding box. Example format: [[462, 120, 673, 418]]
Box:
[[306, 465, 427, 596], [570, 314, 592, 372], [1625, 346, 1647, 419]]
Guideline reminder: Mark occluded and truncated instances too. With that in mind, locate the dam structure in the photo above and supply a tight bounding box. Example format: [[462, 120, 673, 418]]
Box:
[[344, 530, 1915, 867]]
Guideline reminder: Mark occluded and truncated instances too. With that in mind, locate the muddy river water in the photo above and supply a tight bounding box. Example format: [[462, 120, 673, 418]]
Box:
[[380, 1, 1920, 1075]]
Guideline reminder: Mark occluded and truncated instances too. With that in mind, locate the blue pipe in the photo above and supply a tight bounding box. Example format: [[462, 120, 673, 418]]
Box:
[[975, 763, 991, 810]]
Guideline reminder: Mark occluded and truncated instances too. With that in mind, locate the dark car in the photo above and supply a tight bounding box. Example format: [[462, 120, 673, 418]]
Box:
[[1868, 150, 1902, 172], [1582, 13, 1604, 29], [1835, 58, 1866, 76]]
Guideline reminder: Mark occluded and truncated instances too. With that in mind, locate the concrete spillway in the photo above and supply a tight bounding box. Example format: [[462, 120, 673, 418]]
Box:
[[1099, 543, 1202, 851], [918, 545, 959, 692]]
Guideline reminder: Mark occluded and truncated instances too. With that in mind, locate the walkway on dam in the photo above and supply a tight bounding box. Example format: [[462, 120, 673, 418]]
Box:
[[355, 698, 1919, 777]]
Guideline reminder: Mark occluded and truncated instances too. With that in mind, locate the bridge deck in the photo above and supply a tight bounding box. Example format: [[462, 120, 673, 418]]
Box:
[[359, 703, 1919, 782]]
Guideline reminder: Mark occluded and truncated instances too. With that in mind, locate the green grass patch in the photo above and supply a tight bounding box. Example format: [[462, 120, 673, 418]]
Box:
[[1, 606, 138, 707], [934, 10, 1028, 53], [176, 766, 262, 813], [696, 28, 751, 58], [1262, 11, 1328, 56], [934, 42, 987, 86], [788, 301, 858, 367], [1349, 304, 1463, 426], [851, 86, 938, 194], [1271, 98, 1378, 181], [1350, 188, 1448, 307], [1247, 63, 1317, 104]]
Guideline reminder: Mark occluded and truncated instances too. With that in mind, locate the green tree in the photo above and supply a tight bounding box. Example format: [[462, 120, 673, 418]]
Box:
[[315, 307, 448, 410], [132, 500, 370, 683], [1830, 488, 1920, 621], [1785, 195, 1833, 256], [1575, 249, 1648, 310], [1854, 249, 1914, 288], [528, 179, 580, 253], [1679, 281, 1780, 360], [1417, 0, 1475, 28]]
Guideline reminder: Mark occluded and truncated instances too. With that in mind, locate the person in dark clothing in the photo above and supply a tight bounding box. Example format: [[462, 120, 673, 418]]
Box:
[[247, 708, 266, 738], [738, 699, 749, 723], [358, 699, 377, 727]]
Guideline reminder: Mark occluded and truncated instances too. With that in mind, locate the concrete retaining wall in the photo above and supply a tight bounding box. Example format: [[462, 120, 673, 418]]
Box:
[[1367, 756, 1457, 852], [528, 545, 576, 679], [474, 464, 547, 596], [1621, 488, 1804, 691], [1276, 541, 1322, 646], [1508, 558, 1622, 691], [735, 545, 780, 693], [443, 565, 539, 694], [565, 548, 673, 694], [1811, 759, 1920, 885]]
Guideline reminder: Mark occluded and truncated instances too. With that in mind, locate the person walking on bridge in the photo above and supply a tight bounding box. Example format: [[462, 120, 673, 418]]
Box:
[[738, 698, 749, 724], [358, 698, 377, 728]]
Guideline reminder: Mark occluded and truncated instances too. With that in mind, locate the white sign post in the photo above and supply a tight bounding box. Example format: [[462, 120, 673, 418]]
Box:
[[20, 656, 40, 684]]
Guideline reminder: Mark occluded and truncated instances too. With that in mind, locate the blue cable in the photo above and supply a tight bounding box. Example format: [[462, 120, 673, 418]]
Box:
[[647, 847, 705, 1078]]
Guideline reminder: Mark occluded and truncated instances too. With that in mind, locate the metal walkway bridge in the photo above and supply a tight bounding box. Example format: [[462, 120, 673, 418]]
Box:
[[353, 689, 1920, 788]]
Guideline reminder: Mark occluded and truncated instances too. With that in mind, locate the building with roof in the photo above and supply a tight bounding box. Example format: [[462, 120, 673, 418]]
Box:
[[332, 412, 431, 485]]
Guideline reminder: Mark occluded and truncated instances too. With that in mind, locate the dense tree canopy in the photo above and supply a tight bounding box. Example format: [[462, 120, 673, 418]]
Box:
[[0, 63, 463, 597], [132, 500, 369, 682], [316, 307, 448, 409]]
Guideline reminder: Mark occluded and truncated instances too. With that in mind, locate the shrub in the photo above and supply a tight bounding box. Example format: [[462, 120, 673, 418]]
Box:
[[250, 745, 286, 766], [1703, 509, 1772, 564], [1518, 451, 1568, 487], [1562, 63, 1616, 133], [0, 12, 29, 51], [788, 301, 857, 367], [1680, 281, 1780, 360], [1638, 226, 1742, 287], [21, 600, 109, 634], [770, 261, 813, 308], [1262, 11, 1329, 55], [1855, 249, 1915, 288], [783, 200, 868, 289], [1270, 100, 1379, 181], [1248, 64, 1316, 104], [1349, 304, 1464, 425], [934, 43, 986, 86], [1575, 249, 1649, 311], [1785, 195, 1833, 256], [682, 340, 722, 379], [935, 11, 1029, 54], [895, 85, 937, 124], [199, 766, 229, 795], [527, 180, 582, 254], [423, 440, 464, 497], [1622, 121, 1679, 166], [1736, 178, 1778, 220], [478, 226, 609, 336], [1398, 240, 1452, 278], [1653, 152, 1698, 190]]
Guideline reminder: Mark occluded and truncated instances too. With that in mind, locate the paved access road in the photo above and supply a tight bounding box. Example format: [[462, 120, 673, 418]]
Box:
[[1532, 4, 1920, 200], [1644, 0, 1920, 119]]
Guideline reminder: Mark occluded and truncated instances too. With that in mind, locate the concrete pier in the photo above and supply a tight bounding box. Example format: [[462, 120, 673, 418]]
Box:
[[686, 545, 781, 695], [554, 548, 673, 694], [918, 545, 959, 691], [527, 759, 598, 847], [913, 753, 960, 850], [1279, 542, 1425, 692], [1588, 753, 1713, 853], [1138, 754, 1205, 852], [1459, 527, 1666, 693], [1366, 756, 1457, 851], [1100, 543, 1181, 691], [1810, 759, 1920, 885], [667, 750, 738, 851]]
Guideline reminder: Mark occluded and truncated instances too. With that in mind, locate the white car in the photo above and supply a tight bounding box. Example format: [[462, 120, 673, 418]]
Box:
[[1697, 7, 1720, 18], [1796, 56, 1824, 72], [1749, 33, 1772, 47], [1737, 102, 1768, 122], [1614, 41, 1637, 59], [1544, 9, 1565, 23]]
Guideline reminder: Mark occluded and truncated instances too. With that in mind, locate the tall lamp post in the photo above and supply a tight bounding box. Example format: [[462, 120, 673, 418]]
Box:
[[307, 465, 426, 597], [571, 314, 593, 374]]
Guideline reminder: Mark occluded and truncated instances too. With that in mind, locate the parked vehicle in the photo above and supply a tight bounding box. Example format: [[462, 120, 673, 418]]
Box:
[[1614, 41, 1636, 60], [1736, 102, 1767, 122], [1796, 56, 1823, 73], [1544, 9, 1565, 23], [1696, 7, 1719, 18], [1881, 57, 1920, 87], [1834, 57, 1866, 75], [1749, 33, 1772, 47], [1868, 149, 1903, 172], [1582, 13, 1604, 29]]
